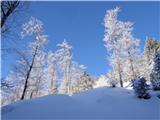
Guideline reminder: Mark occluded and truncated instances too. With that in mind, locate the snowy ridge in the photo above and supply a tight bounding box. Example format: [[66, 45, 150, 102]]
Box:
[[2, 87, 160, 119]]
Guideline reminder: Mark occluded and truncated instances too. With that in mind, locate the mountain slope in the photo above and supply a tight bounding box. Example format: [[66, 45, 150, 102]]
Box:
[[2, 87, 160, 119]]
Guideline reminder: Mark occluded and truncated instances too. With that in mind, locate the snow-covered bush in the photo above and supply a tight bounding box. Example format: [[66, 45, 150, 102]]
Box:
[[131, 77, 150, 99], [150, 52, 160, 90]]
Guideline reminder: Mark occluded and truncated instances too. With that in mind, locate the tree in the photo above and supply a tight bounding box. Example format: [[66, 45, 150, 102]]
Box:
[[1, 71, 21, 105], [109, 55, 124, 87], [104, 7, 141, 87], [55, 40, 73, 95], [131, 77, 150, 99], [69, 62, 87, 94], [143, 37, 160, 81], [20, 17, 47, 100], [46, 39, 87, 95], [150, 52, 160, 90], [73, 72, 95, 94], [121, 24, 140, 81], [47, 51, 58, 94], [144, 37, 160, 64], [1, 1, 20, 30], [104, 7, 124, 87], [2, 17, 48, 103], [1, 1, 29, 34], [1, 1, 30, 72], [2, 48, 46, 104], [28, 50, 46, 98]]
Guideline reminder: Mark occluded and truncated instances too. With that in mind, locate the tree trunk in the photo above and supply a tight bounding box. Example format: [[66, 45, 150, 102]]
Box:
[[21, 46, 38, 100], [118, 63, 123, 87], [128, 51, 136, 79]]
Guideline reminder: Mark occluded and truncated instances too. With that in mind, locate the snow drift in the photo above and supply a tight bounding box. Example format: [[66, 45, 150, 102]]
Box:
[[2, 87, 160, 119]]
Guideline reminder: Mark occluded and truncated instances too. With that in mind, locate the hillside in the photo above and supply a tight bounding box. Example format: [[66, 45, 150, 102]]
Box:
[[2, 87, 160, 120]]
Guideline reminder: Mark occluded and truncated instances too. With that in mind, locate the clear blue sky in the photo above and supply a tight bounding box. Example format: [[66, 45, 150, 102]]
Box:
[[2, 1, 160, 78]]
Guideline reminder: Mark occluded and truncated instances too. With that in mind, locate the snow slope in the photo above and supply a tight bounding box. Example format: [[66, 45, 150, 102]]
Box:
[[2, 87, 160, 120]]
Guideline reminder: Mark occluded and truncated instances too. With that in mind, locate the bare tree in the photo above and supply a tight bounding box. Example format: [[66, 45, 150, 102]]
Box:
[[1, 1, 19, 28], [1, 1, 29, 33], [1, 1, 30, 64]]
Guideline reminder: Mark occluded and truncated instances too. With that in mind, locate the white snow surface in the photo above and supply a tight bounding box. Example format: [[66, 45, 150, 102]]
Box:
[[2, 87, 160, 120]]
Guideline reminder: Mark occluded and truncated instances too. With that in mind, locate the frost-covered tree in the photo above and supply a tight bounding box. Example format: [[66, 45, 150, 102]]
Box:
[[132, 55, 145, 79], [69, 62, 87, 94], [28, 50, 46, 98], [132, 77, 150, 99], [19, 17, 47, 99], [150, 52, 160, 90], [55, 40, 72, 95], [53, 40, 87, 95], [2, 17, 47, 101], [144, 37, 160, 64], [104, 7, 124, 87], [1, 71, 22, 105], [73, 72, 95, 94], [104, 7, 141, 86], [121, 24, 140, 80], [143, 37, 160, 81], [47, 51, 58, 94], [109, 55, 124, 87]]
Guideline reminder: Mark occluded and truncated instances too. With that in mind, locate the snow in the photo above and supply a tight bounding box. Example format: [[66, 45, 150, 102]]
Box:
[[2, 87, 160, 119]]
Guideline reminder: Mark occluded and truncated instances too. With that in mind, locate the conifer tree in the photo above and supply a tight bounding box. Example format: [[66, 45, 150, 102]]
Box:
[[132, 77, 150, 99], [150, 52, 160, 90]]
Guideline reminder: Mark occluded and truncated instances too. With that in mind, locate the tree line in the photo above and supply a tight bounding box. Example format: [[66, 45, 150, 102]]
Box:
[[1, 6, 160, 105], [1, 17, 95, 105], [103, 7, 160, 89]]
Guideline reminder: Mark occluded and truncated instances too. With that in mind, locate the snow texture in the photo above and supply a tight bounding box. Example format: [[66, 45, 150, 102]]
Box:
[[2, 87, 160, 119]]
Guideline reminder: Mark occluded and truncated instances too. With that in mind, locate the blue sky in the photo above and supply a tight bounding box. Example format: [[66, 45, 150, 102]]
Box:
[[2, 1, 160, 78]]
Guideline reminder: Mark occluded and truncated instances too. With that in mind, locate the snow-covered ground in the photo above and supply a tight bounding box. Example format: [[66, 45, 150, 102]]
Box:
[[2, 87, 160, 119]]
